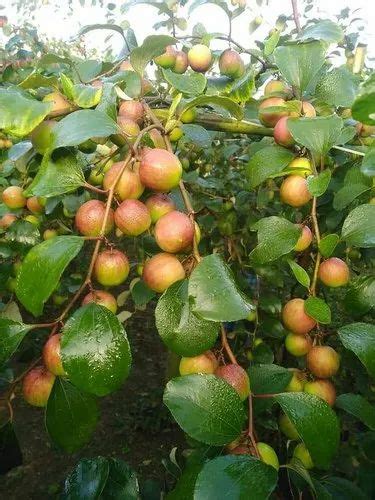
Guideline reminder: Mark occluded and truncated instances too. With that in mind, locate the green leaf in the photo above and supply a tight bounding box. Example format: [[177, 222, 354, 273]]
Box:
[[250, 217, 301, 264], [16, 236, 84, 316], [63, 457, 109, 499], [5, 220, 40, 247], [338, 322, 375, 378], [307, 170, 331, 197], [288, 259, 310, 288], [246, 145, 295, 189], [163, 374, 246, 446], [24, 151, 85, 198], [336, 394, 375, 430], [361, 147, 375, 177], [0, 88, 52, 137], [273, 41, 327, 94], [163, 69, 207, 96], [227, 68, 255, 104], [315, 67, 358, 107], [194, 455, 278, 500], [130, 280, 155, 306], [102, 458, 139, 499], [188, 254, 254, 322], [62, 303, 132, 396], [181, 124, 211, 148], [53, 110, 119, 150], [130, 35, 176, 74], [168, 461, 203, 500], [248, 364, 292, 395], [344, 276, 375, 317], [352, 91, 375, 126], [71, 84, 102, 108], [341, 204, 375, 248], [299, 20, 344, 43], [333, 183, 371, 211], [0, 319, 31, 367], [18, 71, 59, 90], [155, 280, 219, 356], [320, 477, 368, 500], [275, 392, 340, 469], [284, 462, 316, 495], [46, 378, 99, 453], [287, 115, 343, 156], [304, 297, 331, 324], [264, 30, 280, 56], [181, 95, 243, 120], [318, 234, 339, 258], [96, 82, 117, 120], [75, 59, 103, 83]]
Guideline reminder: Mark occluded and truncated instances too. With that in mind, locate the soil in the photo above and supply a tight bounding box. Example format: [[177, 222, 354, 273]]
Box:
[[0, 310, 184, 500]]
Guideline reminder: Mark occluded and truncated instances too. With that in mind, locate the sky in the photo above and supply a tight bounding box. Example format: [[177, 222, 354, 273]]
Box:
[[3, 0, 375, 62]]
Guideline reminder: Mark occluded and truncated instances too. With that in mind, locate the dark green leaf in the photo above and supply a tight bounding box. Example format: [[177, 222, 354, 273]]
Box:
[[288, 259, 310, 288], [333, 183, 371, 211], [246, 145, 295, 188], [307, 170, 331, 197], [338, 322, 375, 378], [16, 236, 84, 316], [318, 234, 339, 258], [321, 477, 368, 500], [163, 69, 207, 96], [75, 59, 103, 83], [336, 394, 375, 430], [0, 319, 31, 367], [63, 457, 109, 499], [168, 461, 203, 500], [315, 67, 358, 107], [5, 220, 40, 246], [102, 458, 140, 499], [341, 204, 375, 248], [248, 364, 292, 395], [163, 374, 246, 445], [0, 421, 23, 475], [287, 115, 343, 156], [299, 20, 344, 43], [131, 280, 156, 306], [344, 277, 375, 316], [130, 35, 176, 74], [304, 297, 331, 324], [181, 95, 243, 120]]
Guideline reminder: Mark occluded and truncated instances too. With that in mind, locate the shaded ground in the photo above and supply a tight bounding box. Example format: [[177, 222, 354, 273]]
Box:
[[0, 311, 183, 500]]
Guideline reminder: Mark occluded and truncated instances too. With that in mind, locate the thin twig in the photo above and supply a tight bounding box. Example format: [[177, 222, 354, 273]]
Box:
[[291, 0, 302, 33]]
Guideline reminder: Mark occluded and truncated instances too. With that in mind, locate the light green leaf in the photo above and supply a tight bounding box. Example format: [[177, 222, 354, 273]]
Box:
[[287, 115, 343, 156], [307, 170, 331, 196], [181, 95, 243, 120], [361, 147, 375, 177], [304, 297, 331, 324], [0, 319, 32, 367], [336, 394, 375, 430], [163, 69, 207, 96], [18, 72, 59, 89], [333, 184, 371, 211], [248, 364, 292, 395], [246, 145, 295, 188], [318, 234, 339, 258], [71, 84, 102, 108], [352, 91, 375, 126], [288, 259, 310, 288], [315, 67, 358, 107], [130, 35, 176, 74], [338, 322, 375, 378], [341, 204, 375, 248], [299, 20, 344, 43]]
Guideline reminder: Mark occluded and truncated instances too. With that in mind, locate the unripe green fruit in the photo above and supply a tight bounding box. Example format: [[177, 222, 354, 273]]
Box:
[[188, 44, 212, 73], [293, 443, 314, 469], [43, 92, 71, 115], [103, 162, 144, 201], [88, 168, 104, 186], [52, 294, 68, 306], [288, 157, 312, 177], [2, 186, 26, 209], [286, 369, 306, 392], [94, 249, 129, 287], [6, 277, 17, 292], [279, 413, 299, 440], [180, 108, 196, 124], [280, 175, 312, 207], [285, 332, 312, 357], [274, 116, 294, 147], [264, 80, 288, 96], [43, 334, 65, 376], [179, 351, 218, 375], [24, 214, 41, 226], [78, 139, 97, 154], [140, 148, 182, 192], [22, 366, 55, 407], [181, 157, 190, 170], [75, 200, 114, 236], [294, 225, 312, 252], [142, 252, 185, 292], [117, 116, 140, 142], [43, 229, 58, 240], [145, 194, 176, 223], [304, 379, 336, 406], [169, 127, 183, 142], [0, 213, 17, 229], [306, 345, 340, 379], [219, 49, 245, 79], [82, 289, 118, 314], [26, 196, 44, 214], [172, 51, 188, 74], [30, 120, 56, 153], [257, 442, 279, 470], [282, 298, 316, 335], [258, 97, 288, 127], [118, 100, 144, 124], [318, 257, 350, 287], [114, 199, 151, 236], [215, 363, 250, 401], [155, 210, 194, 253], [154, 45, 177, 69]]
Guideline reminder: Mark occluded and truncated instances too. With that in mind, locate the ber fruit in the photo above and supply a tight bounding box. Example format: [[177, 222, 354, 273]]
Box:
[[2, 186, 27, 209], [179, 351, 218, 375], [257, 442, 280, 470], [294, 225, 312, 252], [43, 334, 65, 376], [306, 345, 340, 379], [103, 162, 145, 201], [318, 257, 350, 288], [280, 175, 312, 207], [145, 194, 176, 223], [94, 249, 130, 287], [75, 199, 114, 237], [114, 199, 151, 236], [154, 210, 194, 253], [273, 116, 294, 147], [282, 298, 316, 335], [188, 44, 212, 73], [293, 443, 314, 469], [140, 148, 182, 192], [219, 49, 245, 79], [154, 45, 176, 69], [285, 332, 312, 357], [82, 290, 118, 314], [215, 363, 250, 401], [279, 413, 299, 440], [22, 366, 55, 407], [258, 97, 288, 127], [118, 100, 144, 124], [304, 379, 336, 406], [142, 253, 185, 292]]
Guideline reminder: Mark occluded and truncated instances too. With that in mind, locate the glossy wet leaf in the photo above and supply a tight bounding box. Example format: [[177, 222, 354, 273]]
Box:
[[46, 378, 99, 453], [352, 90, 375, 126], [188, 254, 254, 322], [168, 461, 203, 500], [5, 220, 40, 247], [299, 20, 344, 43], [63, 457, 109, 499], [101, 458, 140, 499], [307, 170, 331, 197], [61, 303, 132, 396], [0, 87, 52, 137], [304, 297, 331, 324], [0, 319, 31, 367], [341, 204, 375, 248], [248, 364, 292, 395], [288, 259, 310, 288], [163, 69, 207, 96], [344, 276, 375, 317], [333, 183, 371, 211], [181, 95, 243, 120], [194, 455, 278, 500], [338, 322, 375, 378], [275, 392, 340, 469], [246, 145, 295, 189], [155, 280, 219, 356], [319, 234, 340, 258], [164, 374, 246, 446], [131, 280, 156, 306], [24, 151, 85, 198], [250, 217, 301, 264], [315, 67, 358, 107], [130, 35, 176, 74], [336, 394, 375, 430], [320, 477, 368, 500], [16, 236, 84, 316], [287, 115, 343, 156]]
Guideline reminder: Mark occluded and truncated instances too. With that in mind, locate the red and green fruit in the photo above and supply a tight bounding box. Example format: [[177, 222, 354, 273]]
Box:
[[75, 200, 114, 236], [306, 345, 340, 379], [188, 44, 212, 73], [219, 49, 245, 79], [280, 175, 312, 207], [294, 225, 312, 252], [43, 334, 65, 376], [274, 116, 294, 147], [179, 351, 218, 375], [172, 51, 188, 74], [22, 366, 55, 407], [304, 379, 336, 406], [103, 162, 145, 200], [285, 332, 312, 357], [282, 298, 316, 335], [94, 249, 130, 286], [142, 253, 185, 292], [258, 97, 288, 127], [145, 194, 176, 223], [118, 100, 144, 124], [114, 199, 151, 236], [2, 186, 26, 209], [154, 45, 176, 69], [154, 210, 194, 253], [215, 363, 250, 401], [140, 148, 182, 192], [318, 257, 350, 287], [82, 289, 118, 314]]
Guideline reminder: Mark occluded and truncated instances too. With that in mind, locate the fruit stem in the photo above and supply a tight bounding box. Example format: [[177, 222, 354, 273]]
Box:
[[309, 157, 323, 297], [83, 182, 109, 195], [220, 324, 237, 364], [248, 395, 260, 458]]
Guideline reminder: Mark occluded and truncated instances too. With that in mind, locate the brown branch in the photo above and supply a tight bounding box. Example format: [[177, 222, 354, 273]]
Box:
[[220, 325, 237, 364], [291, 0, 302, 33]]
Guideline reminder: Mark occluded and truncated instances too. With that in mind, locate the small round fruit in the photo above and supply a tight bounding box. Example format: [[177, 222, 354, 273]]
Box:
[[43, 229, 57, 240], [103, 162, 144, 200], [180, 108, 196, 124], [301, 101, 316, 117], [215, 364, 250, 401], [307, 345, 340, 379], [30, 120, 56, 154], [285, 333, 312, 357], [304, 379, 336, 406], [264, 80, 288, 96], [180, 351, 218, 375], [274, 116, 294, 147], [188, 44, 212, 73], [117, 117, 140, 142], [142, 253, 185, 292], [26, 196, 44, 214], [294, 225, 313, 252], [22, 366, 55, 407], [172, 51, 188, 74], [155, 210, 194, 253], [257, 443, 279, 470], [293, 443, 314, 469], [94, 249, 130, 286], [258, 97, 288, 127], [75, 200, 114, 236], [52, 294, 68, 306], [118, 100, 144, 124], [0, 213, 17, 229], [318, 257, 350, 287], [140, 148, 182, 192], [288, 157, 312, 177], [114, 199, 151, 236], [2, 186, 26, 209], [82, 289, 118, 314], [282, 298, 316, 335], [169, 127, 183, 142], [280, 176, 312, 207], [219, 49, 245, 79], [88, 168, 104, 186], [43, 334, 65, 376], [154, 45, 176, 69], [279, 413, 299, 440], [24, 214, 41, 226], [286, 369, 306, 392], [145, 194, 176, 223]]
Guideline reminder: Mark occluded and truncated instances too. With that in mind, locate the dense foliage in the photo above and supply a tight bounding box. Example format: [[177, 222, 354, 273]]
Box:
[[0, 0, 374, 498]]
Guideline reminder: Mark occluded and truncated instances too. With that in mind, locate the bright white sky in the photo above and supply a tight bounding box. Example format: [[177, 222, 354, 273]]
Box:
[[5, 0, 375, 61]]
